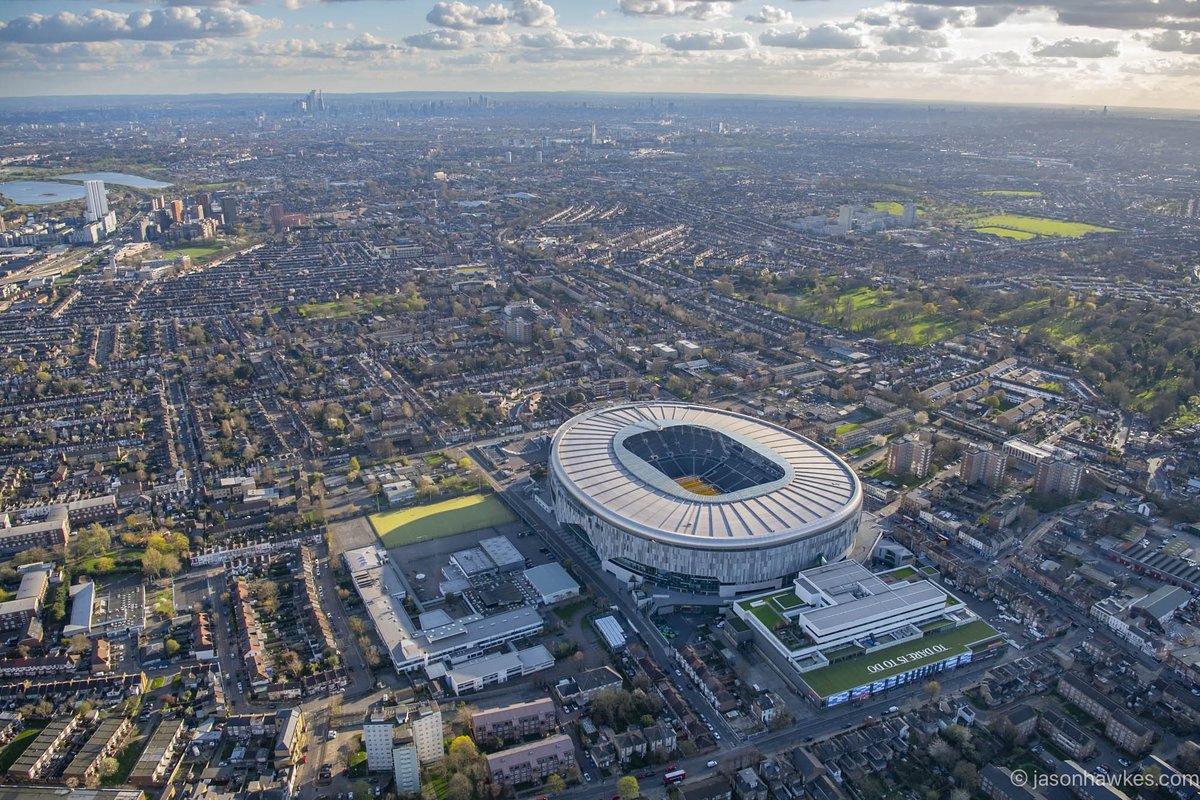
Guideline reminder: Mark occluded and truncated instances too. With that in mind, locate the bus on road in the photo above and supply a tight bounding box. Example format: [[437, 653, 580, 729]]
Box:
[[663, 769, 686, 785]]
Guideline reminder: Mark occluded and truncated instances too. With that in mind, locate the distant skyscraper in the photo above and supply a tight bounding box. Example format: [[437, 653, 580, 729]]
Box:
[[590, 123, 598, 145], [220, 197, 239, 231], [536, 151, 543, 164], [270, 203, 284, 232], [838, 204, 853, 230], [170, 199, 183, 223], [306, 89, 325, 113], [84, 180, 108, 223], [901, 202, 917, 226]]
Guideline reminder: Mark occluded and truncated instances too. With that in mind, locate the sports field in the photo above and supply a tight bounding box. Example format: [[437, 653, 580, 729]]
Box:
[[974, 226, 1036, 240], [798, 619, 1002, 698], [870, 201, 924, 216], [370, 494, 516, 549], [971, 214, 1117, 239], [980, 190, 1042, 197]]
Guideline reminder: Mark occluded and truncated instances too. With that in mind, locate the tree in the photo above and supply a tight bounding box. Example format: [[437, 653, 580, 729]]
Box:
[[952, 761, 979, 789], [444, 774, 472, 800], [98, 757, 120, 778], [544, 774, 566, 795], [165, 638, 181, 657], [353, 780, 372, 800], [616, 775, 640, 800], [928, 739, 959, 769], [142, 548, 181, 577], [447, 736, 481, 775], [922, 680, 941, 702]]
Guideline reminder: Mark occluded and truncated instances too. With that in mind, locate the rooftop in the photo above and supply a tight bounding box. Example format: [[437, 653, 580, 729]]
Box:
[[550, 402, 861, 546]]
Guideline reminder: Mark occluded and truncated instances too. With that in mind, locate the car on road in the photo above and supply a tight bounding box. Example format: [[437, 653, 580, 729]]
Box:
[[706, 760, 719, 768], [327, 730, 338, 740], [583, 773, 591, 783], [1118, 758, 1131, 768], [714, 732, 721, 740]]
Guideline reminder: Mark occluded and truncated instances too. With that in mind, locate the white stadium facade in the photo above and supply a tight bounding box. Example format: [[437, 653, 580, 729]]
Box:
[[548, 402, 863, 597]]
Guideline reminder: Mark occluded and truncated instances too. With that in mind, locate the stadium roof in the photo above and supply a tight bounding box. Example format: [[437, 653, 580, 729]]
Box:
[[550, 403, 860, 547]]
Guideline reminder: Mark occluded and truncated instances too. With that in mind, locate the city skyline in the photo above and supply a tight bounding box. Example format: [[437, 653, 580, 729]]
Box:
[[1, 0, 1199, 108]]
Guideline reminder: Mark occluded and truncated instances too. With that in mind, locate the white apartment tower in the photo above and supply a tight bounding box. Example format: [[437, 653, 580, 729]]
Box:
[[406, 703, 444, 765], [84, 180, 109, 223], [362, 715, 397, 772], [393, 745, 420, 794]]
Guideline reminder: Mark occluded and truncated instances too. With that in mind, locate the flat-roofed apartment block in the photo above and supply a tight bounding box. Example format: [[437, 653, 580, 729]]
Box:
[[0, 568, 51, 631], [484, 734, 575, 785], [1037, 708, 1095, 761], [128, 719, 185, 787], [0, 787, 145, 800], [8, 715, 82, 780], [471, 698, 557, 744], [62, 717, 133, 783], [0, 507, 69, 558], [274, 708, 306, 767]]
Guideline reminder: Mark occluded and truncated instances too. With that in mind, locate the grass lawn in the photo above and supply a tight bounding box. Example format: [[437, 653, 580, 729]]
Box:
[[105, 734, 148, 785], [552, 598, 590, 623], [798, 620, 1002, 698], [739, 597, 789, 630], [371, 494, 516, 548], [834, 422, 861, 436], [870, 201, 924, 216], [880, 566, 917, 581], [0, 725, 45, 773], [774, 592, 805, 610], [167, 244, 225, 260], [974, 226, 1037, 240], [972, 214, 1117, 238], [771, 284, 963, 347], [980, 190, 1043, 197]]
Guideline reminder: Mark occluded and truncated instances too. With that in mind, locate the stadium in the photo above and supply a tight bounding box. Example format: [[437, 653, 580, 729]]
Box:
[[548, 402, 863, 597]]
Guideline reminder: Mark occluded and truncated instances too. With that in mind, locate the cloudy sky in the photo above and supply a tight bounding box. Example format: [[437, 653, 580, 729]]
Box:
[[1, 0, 1199, 107]]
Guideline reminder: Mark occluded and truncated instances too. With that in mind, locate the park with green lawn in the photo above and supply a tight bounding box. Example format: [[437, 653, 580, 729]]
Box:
[[971, 213, 1117, 239]]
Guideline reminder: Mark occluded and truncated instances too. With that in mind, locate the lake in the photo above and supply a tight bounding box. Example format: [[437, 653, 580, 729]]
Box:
[[0, 180, 86, 205], [59, 171, 171, 189]]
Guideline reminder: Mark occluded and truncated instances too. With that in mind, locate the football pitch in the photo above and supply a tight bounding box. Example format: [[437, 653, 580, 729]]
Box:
[[370, 494, 516, 549]]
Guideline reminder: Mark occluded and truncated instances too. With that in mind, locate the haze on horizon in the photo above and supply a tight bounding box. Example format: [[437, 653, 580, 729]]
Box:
[[0, 0, 1199, 110]]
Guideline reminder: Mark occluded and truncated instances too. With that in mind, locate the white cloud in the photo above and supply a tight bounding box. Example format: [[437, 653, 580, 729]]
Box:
[[1031, 36, 1119, 57], [515, 28, 657, 60], [509, 0, 556, 27], [0, 7, 279, 43], [880, 25, 948, 47], [427, 2, 509, 29], [661, 28, 754, 49], [760, 24, 865, 49], [620, 0, 734, 21], [745, 5, 793, 24], [1145, 30, 1200, 54], [404, 28, 477, 48]]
